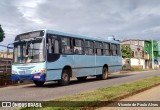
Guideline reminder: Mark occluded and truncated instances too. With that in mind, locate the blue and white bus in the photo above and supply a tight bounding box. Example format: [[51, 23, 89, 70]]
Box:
[[11, 29, 122, 86]]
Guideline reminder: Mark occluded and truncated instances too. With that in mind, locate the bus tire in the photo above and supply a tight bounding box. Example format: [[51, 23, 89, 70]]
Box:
[[77, 76, 87, 81], [96, 67, 108, 80], [58, 69, 70, 86], [34, 81, 44, 87]]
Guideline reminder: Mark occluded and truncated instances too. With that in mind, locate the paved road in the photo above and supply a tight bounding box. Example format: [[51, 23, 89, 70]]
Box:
[[99, 84, 160, 110], [0, 70, 160, 101]]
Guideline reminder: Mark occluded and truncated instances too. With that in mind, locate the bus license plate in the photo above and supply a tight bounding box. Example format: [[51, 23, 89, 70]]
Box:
[[34, 76, 40, 78]]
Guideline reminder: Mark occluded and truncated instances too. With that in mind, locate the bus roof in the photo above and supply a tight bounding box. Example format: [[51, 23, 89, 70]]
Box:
[[46, 29, 120, 44], [15, 29, 120, 44]]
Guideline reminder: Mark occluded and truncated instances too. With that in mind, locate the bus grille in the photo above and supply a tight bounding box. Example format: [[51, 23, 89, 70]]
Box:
[[19, 70, 32, 74]]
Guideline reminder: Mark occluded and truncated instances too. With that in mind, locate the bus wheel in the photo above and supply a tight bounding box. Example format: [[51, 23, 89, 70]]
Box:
[[58, 69, 70, 86], [34, 81, 44, 87], [77, 76, 87, 81], [96, 67, 108, 80]]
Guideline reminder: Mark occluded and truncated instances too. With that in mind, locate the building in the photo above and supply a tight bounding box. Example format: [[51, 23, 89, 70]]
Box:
[[121, 40, 145, 69], [0, 58, 12, 75], [153, 41, 159, 66], [0, 51, 13, 59], [0, 51, 13, 75], [158, 41, 160, 66], [144, 40, 152, 69], [121, 39, 159, 69]]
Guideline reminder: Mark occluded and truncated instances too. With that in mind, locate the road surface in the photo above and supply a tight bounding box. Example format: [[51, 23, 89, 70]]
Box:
[[0, 70, 160, 101]]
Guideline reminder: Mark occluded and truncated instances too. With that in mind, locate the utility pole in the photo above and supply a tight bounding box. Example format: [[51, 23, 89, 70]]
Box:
[[152, 40, 154, 69]]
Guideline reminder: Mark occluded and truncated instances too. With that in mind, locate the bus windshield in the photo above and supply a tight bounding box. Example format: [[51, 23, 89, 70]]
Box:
[[13, 38, 45, 64]]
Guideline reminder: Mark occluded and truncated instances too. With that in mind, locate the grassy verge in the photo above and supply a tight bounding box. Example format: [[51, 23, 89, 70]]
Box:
[[122, 67, 160, 72], [21, 76, 160, 110]]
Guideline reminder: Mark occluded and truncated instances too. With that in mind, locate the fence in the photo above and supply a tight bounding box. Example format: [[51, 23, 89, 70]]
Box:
[[0, 58, 18, 86]]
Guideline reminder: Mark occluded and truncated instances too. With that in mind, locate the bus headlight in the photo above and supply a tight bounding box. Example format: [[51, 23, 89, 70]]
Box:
[[12, 70, 17, 74], [33, 70, 40, 74], [41, 69, 46, 73], [33, 69, 46, 74]]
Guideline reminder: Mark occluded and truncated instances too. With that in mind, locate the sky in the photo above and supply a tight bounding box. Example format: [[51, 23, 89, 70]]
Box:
[[1, 0, 160, 48]]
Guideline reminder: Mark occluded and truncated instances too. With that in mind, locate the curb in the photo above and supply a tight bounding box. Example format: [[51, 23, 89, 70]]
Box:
[[81, 82, 160, 110], [107, 83, 160, 101], [120, 69, 159, 74]]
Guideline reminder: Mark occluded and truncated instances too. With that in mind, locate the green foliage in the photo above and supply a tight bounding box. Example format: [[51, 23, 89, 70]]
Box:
[[131, 66, 144, 71], [0, 25, 5, 42], [121, 45, 132, 58]]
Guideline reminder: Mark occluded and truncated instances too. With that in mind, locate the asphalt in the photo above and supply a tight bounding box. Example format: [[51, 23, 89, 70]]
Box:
[[0, 70, 160, 101]]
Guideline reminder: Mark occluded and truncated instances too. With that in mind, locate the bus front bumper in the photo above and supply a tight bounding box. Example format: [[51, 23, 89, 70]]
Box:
[[11, 73, 46, 82]]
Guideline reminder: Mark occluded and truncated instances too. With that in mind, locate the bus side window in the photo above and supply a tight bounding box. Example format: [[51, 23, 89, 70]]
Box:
[[112, 44, 117, 56], [117, 44, 121, 56], [117, 44, 120, 56], [74, 39, 84, 54], [85, 40, 94, 55], [109, 44, 112, 55], [103, 43, 110, 56], [95, 42, 103, 56], [47, 38, 52, 54], [54, 40, 59, 54], [47, 37, 59, 54], [61, 37, 72, 54]]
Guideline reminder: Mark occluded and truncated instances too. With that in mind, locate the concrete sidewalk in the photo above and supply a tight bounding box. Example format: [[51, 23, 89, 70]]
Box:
[[98, 85, 160, 110]]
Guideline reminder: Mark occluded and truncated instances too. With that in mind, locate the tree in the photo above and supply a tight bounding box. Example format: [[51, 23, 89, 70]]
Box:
[[0, 25, 5, 42], [121, 45, 132, 58]]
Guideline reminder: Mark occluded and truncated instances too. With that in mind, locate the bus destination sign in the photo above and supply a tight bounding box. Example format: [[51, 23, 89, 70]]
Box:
[[15, 30, 44, 41]]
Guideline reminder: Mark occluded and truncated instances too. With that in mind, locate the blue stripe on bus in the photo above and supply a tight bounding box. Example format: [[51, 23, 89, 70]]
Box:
[[47, 65, 122, 71]]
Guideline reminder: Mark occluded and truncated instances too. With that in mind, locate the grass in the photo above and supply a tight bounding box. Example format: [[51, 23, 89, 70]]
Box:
[[21, 76, 160, 110], [130, 66, 144, 71]]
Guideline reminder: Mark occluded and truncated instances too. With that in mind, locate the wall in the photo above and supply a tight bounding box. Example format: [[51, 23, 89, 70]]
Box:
[[122, 58, 131, 70], [130, 58, 145, 69], [0, 52, 13, 59], [122, 58, 145, 70], [153, 41, 158, 60], [121, 40, 144, 59], [158, 41, 160, 65], [158, 41, 160, 54], [144, 41, 152, 60]]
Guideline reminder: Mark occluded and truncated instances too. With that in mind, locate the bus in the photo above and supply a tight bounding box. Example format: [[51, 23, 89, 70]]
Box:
[[11, 29, 122, 86]]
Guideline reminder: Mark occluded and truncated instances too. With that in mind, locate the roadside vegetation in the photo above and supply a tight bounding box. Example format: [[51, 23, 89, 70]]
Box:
[[121, 45, 132, 58], [0, 24, 5, 42], [130, 66, 145, 71], [21, 76, 160, 110], [122, 66, 160, 72]]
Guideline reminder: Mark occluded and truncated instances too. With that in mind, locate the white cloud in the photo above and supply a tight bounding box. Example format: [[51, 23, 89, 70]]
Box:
[[16, 0, 45, 25], [1, 0, 160, 49]]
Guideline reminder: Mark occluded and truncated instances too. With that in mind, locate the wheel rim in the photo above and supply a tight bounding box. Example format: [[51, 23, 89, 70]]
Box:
[[103, 67, 108, 79], [62, 73, 69, 82]]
